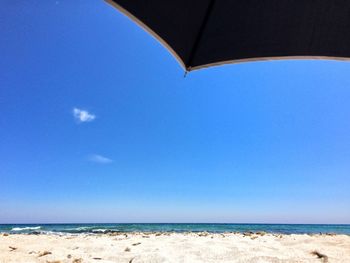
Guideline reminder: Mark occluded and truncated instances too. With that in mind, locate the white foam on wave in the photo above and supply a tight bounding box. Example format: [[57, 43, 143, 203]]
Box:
[[75, 227, 92, 231], [65, 226, 96, 231], [92, 229, 108, 233], [11, 226, 41, 231]]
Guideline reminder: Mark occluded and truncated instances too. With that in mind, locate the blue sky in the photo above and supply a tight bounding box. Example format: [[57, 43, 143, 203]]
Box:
[[1, 1, 350, 224]]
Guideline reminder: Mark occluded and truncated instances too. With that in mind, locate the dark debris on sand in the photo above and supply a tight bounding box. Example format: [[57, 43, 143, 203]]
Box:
[[38, 251, 52, 257], [311, 251, 328, 263], [9, 246, 17, 251], [132, 242, 141, 246]]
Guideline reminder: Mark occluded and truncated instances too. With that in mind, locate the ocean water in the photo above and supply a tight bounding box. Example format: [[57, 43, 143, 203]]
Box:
[[0, 224, 349, 235]]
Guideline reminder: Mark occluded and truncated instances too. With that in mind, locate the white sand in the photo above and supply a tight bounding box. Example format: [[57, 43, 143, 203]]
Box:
[[1, 232, 349, 262]]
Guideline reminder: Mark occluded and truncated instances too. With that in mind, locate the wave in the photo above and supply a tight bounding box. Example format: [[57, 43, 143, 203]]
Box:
[[11, 226, 41, 231], [70, 226, 94, 231], [63, 226, 120, 233], [65, 226, 100, 232], [92, 229, 109, 233]]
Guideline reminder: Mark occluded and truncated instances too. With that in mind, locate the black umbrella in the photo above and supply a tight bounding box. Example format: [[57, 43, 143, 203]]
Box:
[[106, 0, 350, 71]]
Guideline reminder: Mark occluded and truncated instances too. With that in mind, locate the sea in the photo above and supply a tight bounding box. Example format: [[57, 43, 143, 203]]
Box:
[[0, 224, 349, 235]]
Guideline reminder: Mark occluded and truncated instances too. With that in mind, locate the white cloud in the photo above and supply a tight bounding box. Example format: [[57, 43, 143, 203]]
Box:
[[73, 108, 96, 123], [89, 154, 113, 164]]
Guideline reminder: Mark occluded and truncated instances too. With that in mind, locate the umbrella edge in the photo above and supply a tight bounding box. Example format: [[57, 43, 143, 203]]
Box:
[[104, 0, 187, 72], [189, 56, 350, 71]]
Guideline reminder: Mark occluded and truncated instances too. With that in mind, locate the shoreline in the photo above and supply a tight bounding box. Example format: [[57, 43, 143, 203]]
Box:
[[2, 223, 350, 236], [1, 232, 350, 262], [1, 231, 348, 236]]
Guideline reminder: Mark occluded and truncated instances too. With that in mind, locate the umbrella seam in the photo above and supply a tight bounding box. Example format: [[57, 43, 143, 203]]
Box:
[[186, 0, 216, 71]]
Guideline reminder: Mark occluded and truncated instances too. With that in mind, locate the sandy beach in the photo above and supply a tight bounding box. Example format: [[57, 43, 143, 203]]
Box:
[[1, 232, 349, 263]]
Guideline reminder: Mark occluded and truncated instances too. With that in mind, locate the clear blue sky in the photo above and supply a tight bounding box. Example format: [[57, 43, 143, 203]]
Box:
[[1, 1, 350, 224]]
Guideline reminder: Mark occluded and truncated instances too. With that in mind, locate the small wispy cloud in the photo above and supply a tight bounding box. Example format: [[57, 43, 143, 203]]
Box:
[[73, 108, 96, 123], [89, 154, 113, 164]]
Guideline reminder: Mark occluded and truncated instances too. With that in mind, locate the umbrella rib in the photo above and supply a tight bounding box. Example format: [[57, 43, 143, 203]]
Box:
[[186, 0, 216, 71]]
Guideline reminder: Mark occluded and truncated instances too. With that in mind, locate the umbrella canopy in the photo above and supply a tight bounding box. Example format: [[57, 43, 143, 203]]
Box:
[[106, 0, 350, 71]]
